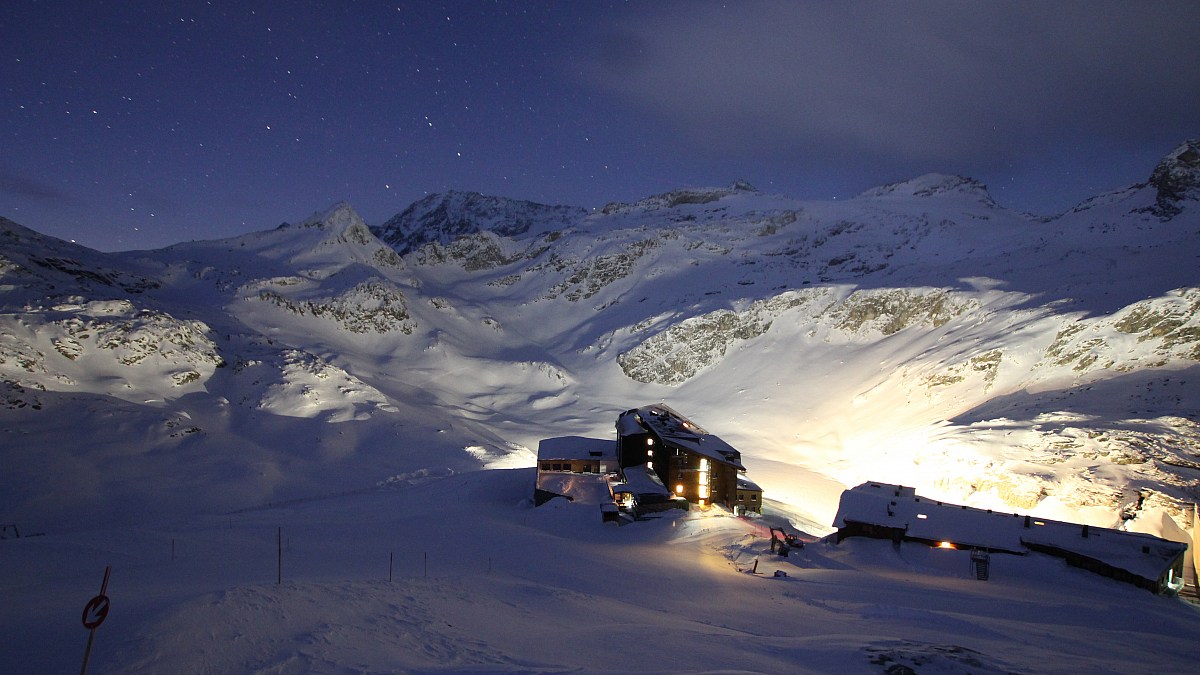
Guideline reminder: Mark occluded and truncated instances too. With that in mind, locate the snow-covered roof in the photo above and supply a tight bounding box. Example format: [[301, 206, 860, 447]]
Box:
[[834, 482, 1187, 582], [620, 405, 745, 470], [611, 464, 671, 499], [537, 436, 616, 462], [737, 476, 763, 492]]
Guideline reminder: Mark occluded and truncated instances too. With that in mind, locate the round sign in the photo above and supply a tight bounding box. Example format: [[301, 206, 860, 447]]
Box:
[[82, 594, 110, 630]]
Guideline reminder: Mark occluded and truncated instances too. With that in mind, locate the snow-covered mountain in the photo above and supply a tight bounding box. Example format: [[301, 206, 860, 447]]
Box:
[[4, 141, 1200, 673], [3, 141, 1199, 537]]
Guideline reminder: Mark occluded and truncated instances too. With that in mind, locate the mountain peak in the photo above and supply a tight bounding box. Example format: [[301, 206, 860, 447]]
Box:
[[600, 181, 758, 215], [301, 202, 368, 231], [1146, 139, 1200, 219], [859, 173, 996, 206], [371, 192, 586, 254]]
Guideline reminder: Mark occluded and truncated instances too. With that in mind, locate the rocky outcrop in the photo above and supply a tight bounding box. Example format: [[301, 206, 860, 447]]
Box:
[[373, 191, 585, 254], [0, 299, 224, 394], [618, 289, 829, 384], [1146, 139, 1200, 219], [256, 279, 416, 334]]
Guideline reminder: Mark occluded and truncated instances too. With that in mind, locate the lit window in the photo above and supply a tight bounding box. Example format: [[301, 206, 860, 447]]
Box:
[[646, 438, 654, 446], [938, 541, 955, 549], [699, 485, 709, 499], [647, 449, 653, 457], [917, 514, 928, 519], [647, 461, 653, 469], [675, 484, 684, 495]]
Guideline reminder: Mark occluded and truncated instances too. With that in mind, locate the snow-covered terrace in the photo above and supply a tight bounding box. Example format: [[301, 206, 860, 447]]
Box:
[[611, 464, 671, 500]]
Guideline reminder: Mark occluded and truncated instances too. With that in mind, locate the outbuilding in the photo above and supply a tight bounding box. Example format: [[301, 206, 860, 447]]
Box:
[[833, 481, 1188, 594]]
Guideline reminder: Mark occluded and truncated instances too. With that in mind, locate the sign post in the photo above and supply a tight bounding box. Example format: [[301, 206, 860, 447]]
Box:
[[79, 565, 112, 675]]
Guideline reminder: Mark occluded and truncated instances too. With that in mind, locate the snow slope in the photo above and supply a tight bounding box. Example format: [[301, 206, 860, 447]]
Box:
[[3, 470, 1199, 673]]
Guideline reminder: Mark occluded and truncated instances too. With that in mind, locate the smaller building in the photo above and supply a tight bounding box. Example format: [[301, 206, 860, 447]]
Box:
[[534, 436, 617, 506], [833, 481, 1188, 594], [537, 435, 615, 475], [735, 476, 764, 515]]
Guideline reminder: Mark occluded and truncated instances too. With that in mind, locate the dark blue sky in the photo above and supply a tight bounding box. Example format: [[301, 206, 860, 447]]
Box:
[[3, 1, 1198, 251]]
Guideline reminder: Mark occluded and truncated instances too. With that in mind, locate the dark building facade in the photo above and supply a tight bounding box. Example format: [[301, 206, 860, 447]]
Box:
[[616, 404, 754, 511]]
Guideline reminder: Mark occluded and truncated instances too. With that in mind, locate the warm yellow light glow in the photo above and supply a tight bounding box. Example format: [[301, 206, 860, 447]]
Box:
[[698, 499, 706, 506], [675, 484, 684, 495], [938, 541, 955, 549], [699, 485, 709, 499], [697, 471, 708, 485], [699, 458, 709, 471]]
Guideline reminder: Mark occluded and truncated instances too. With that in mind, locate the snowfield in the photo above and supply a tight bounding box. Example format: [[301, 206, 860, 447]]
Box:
[[4, 469, 1199, 674]]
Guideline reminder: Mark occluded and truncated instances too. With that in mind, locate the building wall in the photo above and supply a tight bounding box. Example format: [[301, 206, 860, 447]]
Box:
[[617, 431, 654, 469], [537, 459, 608, 474], [735, 487, 763, 514]]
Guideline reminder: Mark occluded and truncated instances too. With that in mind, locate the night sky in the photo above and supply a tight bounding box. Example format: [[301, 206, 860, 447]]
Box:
[[3, 1, 1198, 251]]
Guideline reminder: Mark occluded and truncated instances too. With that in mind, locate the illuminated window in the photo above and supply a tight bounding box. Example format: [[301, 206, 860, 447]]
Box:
[[646, 461, 653, 470], [699, 485, 709, 499], [647, 449, 653, 457], [937, 541, 955, 549], [675, 484, 684, 494], [646, 438, 654, 446], [917, 514, 928, 519]]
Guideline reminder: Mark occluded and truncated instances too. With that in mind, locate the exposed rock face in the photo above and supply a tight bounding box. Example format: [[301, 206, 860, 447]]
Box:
[[256, 279, 416, 334], [372, 191, 585, 254], [1043, 287, 1200, 372], [0, 299, 224, 395], [1147, 139, 1200, 218], [830, 288, 978, 336], [618, 289, 829, 384]]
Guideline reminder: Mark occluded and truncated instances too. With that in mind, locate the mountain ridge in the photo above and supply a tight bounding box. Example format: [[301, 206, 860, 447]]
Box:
[[1, 141, 1198, 541]]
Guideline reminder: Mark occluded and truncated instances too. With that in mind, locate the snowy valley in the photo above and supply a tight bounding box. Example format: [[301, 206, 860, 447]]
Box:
[[2, 141, 1200, 672]]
